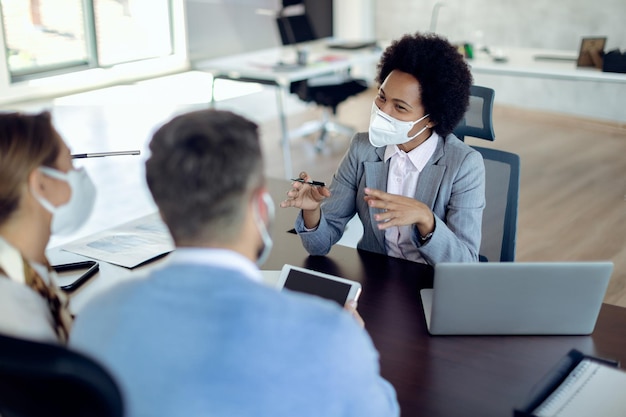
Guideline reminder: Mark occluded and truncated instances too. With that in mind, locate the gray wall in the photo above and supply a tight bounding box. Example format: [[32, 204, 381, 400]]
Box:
[[186, 0, 626, 62], [184, 0, 626, 122], [185, 0, 333, 63], [185, 0, 280, 62], [374, 0, 626, 52]]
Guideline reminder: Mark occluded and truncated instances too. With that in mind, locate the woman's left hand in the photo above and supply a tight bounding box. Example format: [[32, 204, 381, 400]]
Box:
[[364, 187, 435, 236]]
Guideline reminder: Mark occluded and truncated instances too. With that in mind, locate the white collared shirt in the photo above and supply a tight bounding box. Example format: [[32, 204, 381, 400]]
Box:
[[0, 236, 63, 343], [383, 132, 439, 263], [165, 247, 263, 283], [0, 236, 52, 285]]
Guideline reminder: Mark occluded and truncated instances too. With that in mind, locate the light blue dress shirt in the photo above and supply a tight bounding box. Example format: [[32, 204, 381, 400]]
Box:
[[70, 248, 399, 417]]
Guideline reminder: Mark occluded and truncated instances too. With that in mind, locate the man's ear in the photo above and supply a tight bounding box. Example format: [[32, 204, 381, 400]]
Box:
[[253, 188, 274, 225], [253, 189, 268, 222]]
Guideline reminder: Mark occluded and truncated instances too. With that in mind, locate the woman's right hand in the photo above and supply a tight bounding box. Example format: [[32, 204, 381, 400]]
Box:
[[279, 171, 330, 212]]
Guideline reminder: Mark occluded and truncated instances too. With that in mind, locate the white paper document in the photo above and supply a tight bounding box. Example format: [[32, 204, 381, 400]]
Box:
[[533, 358, 626, 417], [62, 213, 175, 269]]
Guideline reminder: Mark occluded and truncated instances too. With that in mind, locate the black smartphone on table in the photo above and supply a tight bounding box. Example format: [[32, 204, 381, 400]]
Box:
[[52, 260, 99, 292]]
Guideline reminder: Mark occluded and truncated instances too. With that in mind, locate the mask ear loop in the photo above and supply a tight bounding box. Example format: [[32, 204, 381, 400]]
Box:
[[406, 114, 431, 140]]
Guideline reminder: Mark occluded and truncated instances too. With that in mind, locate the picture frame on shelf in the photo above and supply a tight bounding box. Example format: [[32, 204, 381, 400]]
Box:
[[576, 37, 606, 69]]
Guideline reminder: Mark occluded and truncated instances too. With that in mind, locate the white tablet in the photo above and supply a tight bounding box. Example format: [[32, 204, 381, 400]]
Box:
[[276, 264, 362, 306]]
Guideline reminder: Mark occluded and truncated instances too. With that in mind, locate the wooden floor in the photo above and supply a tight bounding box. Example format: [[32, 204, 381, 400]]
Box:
[[262, 87, 626, 308], [4, 78, 625, 308]]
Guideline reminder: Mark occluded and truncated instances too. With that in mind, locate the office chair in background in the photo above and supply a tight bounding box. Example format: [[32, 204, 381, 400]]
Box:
[[0, 333, 124, 417], [455, 85, 520, 262], [276, 5, 369, 151], [453, 85, 496, 142], [471, 145, 520, 262]]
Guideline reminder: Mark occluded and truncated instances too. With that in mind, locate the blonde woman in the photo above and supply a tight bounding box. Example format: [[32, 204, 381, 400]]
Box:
[[0, 111, 96, 343]]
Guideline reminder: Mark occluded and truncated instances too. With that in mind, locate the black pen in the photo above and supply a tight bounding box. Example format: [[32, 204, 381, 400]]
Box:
[[291, 178, 326, 187], [72, 150, 140, 159]]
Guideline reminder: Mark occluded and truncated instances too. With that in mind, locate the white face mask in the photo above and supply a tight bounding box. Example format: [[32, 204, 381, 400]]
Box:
[[33, 166, 96, 236], [368, 103, 430, 147], [253, 191, 275, 267]]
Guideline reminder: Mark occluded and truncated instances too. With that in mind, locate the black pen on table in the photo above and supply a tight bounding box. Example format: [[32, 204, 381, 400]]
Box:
[[291, 178, 326, 187], [72, 150, 140, 159]]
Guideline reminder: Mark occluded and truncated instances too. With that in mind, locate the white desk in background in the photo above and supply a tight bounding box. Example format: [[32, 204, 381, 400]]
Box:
[[467, 47, 626, 123], [469, 47, 626, 82], [192, 39, 382, 179]]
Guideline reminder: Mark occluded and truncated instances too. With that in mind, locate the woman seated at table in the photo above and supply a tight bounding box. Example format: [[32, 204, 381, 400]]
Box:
[[0, 111, 96, 343], [280, 32, 485, 264]]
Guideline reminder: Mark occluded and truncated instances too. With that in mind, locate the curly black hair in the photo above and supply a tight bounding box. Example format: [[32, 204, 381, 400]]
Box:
[[376, 32, 473, 137]]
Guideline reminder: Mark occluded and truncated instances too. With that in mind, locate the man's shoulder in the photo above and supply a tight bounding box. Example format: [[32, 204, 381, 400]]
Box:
[[75, 262, 362, 338], [74, 272, 148, 316], [277, 290, 371, 347], [78, 262, 345, 317], [81, 262, 252, 305], [275, 288, 346, 320]]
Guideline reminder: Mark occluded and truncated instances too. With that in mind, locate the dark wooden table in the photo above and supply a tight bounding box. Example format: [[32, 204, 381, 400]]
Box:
[[267, 178, 626, 417]]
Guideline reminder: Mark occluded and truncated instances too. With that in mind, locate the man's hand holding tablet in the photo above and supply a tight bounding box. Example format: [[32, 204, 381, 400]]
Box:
[[276, 264, 364, 327]]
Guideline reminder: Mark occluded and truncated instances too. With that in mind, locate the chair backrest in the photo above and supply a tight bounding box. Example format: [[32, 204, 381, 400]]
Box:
[[454, 85, 496, 141], [275, 12, 317, 45], [452, 84, 519, 261], [0, 333, 124, 417], [471, 145, 520, 262]]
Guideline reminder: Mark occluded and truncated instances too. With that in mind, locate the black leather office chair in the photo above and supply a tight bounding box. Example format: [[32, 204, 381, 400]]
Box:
[[454, 85, 520, 262], [0, 333, 124, 417], [276, 9, 369, 151]]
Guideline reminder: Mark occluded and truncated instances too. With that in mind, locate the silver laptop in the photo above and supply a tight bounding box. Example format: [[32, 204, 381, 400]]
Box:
[[421, 262, 614, 335]]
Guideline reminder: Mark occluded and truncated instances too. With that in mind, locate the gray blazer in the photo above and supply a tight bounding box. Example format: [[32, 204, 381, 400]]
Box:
[[295, 132, 485, 264]]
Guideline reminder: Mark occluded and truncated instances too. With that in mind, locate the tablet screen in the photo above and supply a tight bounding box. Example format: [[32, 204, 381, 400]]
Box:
[[284, 269, 351, 306]]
